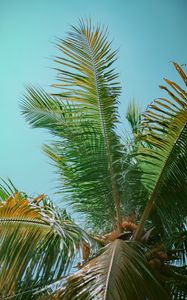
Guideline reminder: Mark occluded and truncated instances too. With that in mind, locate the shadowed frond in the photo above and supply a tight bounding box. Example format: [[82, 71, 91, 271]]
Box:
[[48, 239, 169, 300]]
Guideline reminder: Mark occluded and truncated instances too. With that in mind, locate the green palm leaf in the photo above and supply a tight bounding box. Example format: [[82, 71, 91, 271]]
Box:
[[0, 178, 18, 200], [131, 63, 187, 239], [21, 19, 125, 232], [126, 100, 141, 137], [21, 88, 117, 232]]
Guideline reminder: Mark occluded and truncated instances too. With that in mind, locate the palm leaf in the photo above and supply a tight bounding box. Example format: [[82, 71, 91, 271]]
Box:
[[0, 178, 19, 200], [131, 63, 187, 239], [21, 88, 117, 232], [49, 239, 169, 300], [0, 193, 90, 299], [126, 100, 141, 136], [21, 19, 124, 232]]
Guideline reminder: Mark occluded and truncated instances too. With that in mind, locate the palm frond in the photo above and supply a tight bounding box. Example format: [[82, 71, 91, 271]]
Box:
[[21, 19, 126, 234], [165, 231, 187, 266], [49, 239, 169, 300], [130, 63, 187, 239], [0, 193, 90, 299], [126, 100, 141, 136], [53, 20, 123, 232], [21, 88, 117, 231], [0, 178, 19, 200], [160, 265, 187, 300]]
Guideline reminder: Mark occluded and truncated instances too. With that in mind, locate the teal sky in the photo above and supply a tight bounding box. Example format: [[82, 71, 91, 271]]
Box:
[[0, 0, 187, 206]]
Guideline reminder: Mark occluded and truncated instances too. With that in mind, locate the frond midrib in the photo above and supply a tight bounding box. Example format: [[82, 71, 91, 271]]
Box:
[[0, 218, 49, 227], [103, 240, 118, 299]]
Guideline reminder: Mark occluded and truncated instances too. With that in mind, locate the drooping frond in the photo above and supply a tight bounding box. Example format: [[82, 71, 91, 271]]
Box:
[[130, 63, 187, 239], [0, 193, 90, 299], [21, 19, 125, 232], [49, 239, 169, 300]]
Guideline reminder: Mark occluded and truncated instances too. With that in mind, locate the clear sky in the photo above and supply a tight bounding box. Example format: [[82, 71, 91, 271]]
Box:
[[0, 0, 187, 206]]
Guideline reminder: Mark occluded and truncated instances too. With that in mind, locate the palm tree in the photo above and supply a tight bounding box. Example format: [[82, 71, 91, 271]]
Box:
[[1, 19, 187, 299]]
